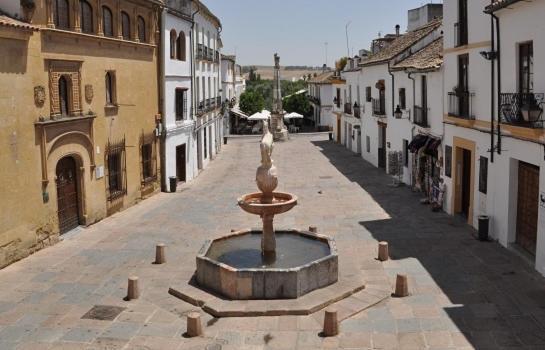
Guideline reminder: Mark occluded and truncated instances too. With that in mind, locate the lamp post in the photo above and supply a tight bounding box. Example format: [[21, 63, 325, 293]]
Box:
[[345, 21, 351, 58]]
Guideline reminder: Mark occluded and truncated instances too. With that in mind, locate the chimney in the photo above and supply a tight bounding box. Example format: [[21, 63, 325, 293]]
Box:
[[395, 24, 400, 36]]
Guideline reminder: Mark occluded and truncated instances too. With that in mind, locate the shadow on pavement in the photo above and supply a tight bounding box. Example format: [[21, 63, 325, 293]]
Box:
[[313, 139, 545, 349]]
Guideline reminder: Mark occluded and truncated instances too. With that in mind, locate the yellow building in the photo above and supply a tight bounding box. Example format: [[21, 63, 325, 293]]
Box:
[[0, 0, 162, 268]]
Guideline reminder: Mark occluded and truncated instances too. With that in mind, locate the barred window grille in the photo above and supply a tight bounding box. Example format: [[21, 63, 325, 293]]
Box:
[[140, 132, 157, 185], [175, 88, 187, 121], [105, 137, 127, 201]]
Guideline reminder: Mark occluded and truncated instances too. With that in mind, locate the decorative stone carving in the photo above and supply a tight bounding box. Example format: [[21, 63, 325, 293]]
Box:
[[85, 84, 93, 103], [34, 86, 46, 107], [256, 124, 278, 200]]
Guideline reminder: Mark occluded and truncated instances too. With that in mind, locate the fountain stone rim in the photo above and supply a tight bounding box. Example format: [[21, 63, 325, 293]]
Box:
[[195, 229, 339, 299]]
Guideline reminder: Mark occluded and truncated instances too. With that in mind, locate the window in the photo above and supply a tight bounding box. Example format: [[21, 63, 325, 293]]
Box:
[[366, 86, 372, 102], [170, 29, 177, 59], [106, 138, 126, 201], [403, 139, 408, 167], [102, 6, 113, 37], [137, 16, 146, 42], [175, 88, 187, 121], [105, 71, 116, 105], [141, 144, 153, 180], [54, 0, 70, 29], [121, 11, 130, 40], [519, 42, 533, 94], [59, 76, 69, 116], [399, 88, 406, 110], [421, 76, 427, 109], [80, 0, 93, 34], [479, 156, 488, 194], [457, 0, 468, 46], [445, 145, 452, 178], [177, 32, 186, 61]]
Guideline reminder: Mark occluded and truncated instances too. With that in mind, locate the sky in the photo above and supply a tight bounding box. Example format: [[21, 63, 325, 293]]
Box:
[[203, 0, 443, 67]]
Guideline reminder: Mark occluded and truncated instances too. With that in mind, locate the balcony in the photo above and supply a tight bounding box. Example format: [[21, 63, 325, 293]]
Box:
[[413, 106, 429, 127], [372, 98, 386, 117], [500, 93, 544, 128], [448, 91, 474, 120], [454, 22, 468, 47], [309, 95, 321, 105], [354, 105, 361, 119], [196, 44, 204, 60], [344, 102, 352, 115]]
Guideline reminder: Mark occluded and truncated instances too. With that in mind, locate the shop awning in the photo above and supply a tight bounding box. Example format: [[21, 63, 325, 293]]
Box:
[[424, 137, 441, 156], [408, 134, 429, 153], [230, 108, 248, 119]]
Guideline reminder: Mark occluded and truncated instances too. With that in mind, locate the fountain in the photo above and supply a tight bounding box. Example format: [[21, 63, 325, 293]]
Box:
[[195, 124, 338, 299]]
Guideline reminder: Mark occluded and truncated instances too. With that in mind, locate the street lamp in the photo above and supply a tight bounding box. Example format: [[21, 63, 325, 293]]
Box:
[[394, 105, 404, 119]]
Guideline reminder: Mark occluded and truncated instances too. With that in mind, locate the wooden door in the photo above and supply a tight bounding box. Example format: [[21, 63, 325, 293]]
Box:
[[56, 156, 79, 234], [176, 144, 186, 182], [461, 149, 471, 218], [378, 124, 386, 169], [337, 117, 341, 142], [517, 161, 539, 255]]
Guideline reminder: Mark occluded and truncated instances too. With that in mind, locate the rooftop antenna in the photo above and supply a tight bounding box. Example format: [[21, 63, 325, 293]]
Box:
[[345, 21, 351, 57]]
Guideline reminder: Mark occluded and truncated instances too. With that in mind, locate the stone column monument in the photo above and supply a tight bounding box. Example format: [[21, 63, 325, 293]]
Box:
[[271, 54, 289, 141]]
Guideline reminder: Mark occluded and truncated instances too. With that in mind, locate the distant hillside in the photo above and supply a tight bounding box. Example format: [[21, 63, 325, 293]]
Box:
[[242, 65, 328, 81]]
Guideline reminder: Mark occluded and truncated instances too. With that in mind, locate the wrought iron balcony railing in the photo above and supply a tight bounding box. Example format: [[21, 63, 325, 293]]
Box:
[[354, 106, 361, 119], [448, 91, 475, 120], [344, 102, 352, 115], [500, 93, 545, 128], [413, 105, 429, 127], [196, 44, 204, 60], [372, 98, 386, 116]]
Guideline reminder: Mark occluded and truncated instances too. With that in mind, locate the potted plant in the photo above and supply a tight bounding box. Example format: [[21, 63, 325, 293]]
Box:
[[520, 95, 542, 122]]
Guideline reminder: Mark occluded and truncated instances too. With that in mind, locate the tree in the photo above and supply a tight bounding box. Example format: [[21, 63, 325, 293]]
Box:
[[284, 93, 311, 117], [239, 91, 265, 116], [335, 57, 348, 71]]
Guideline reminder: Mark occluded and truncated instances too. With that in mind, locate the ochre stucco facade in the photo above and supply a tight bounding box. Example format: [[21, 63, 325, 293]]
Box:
[[0, 0, 162, 268]]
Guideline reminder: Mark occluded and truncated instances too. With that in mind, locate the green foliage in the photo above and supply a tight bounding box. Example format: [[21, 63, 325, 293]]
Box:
[[243, 79, 309, 113], [284, 93, 311, 117], [335, 57, 348, 71], [239, 91, 265, 116]]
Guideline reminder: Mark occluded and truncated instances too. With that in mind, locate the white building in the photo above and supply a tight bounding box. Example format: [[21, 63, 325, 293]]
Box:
[[221, 55, 246, 136], [308, 71, 344, 138], [441, 0, 545, 275], [358, 18, 443, 174], [192, 1, 223, 172], [339, 56, 365, 154], [161, 0, 196, 190]]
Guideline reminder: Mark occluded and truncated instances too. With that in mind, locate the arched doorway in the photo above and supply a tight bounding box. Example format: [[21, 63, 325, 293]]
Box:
[[56, 156, 80, 234]]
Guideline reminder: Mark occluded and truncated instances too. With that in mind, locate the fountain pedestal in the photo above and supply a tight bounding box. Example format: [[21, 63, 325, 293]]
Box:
[[194, 118, 338, 300]]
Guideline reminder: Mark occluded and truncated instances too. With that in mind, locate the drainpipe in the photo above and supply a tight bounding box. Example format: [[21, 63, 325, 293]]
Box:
[[492, 13, 501, 156], [190, 3, 200, 171], [158, 6, 166, 192], [407, 70, 416, 123], [388, 61, 395, 115], [489, 10, 495, 163]]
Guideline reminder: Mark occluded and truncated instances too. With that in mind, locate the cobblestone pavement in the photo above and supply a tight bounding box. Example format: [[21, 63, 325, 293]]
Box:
[[1, 135, 545, 350]]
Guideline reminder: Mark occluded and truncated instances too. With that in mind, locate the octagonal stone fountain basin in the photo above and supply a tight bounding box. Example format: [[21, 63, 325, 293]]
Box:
[[237, 192, 297, 216], [196, 229, 338, 299]]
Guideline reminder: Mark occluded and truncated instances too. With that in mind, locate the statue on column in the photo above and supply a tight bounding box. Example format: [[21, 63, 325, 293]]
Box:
[[271, 53, 289, 141]]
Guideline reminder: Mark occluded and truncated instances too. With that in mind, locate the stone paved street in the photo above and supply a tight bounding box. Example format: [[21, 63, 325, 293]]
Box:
[[1, 135, 545, 349]]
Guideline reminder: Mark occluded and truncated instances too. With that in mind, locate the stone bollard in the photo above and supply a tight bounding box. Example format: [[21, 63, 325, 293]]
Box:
[[323, 309, 339, 337], [186, 312, 203, 337], [127, 276, 140, 300], [155, 243, 166, 264], [394, 274, 409, 297], [309, 226, 318, 233], [378, 241, 389, 261]]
